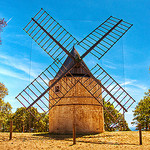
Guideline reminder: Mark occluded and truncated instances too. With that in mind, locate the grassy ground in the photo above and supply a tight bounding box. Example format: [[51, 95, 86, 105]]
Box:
[[0, 131, 150, 150]]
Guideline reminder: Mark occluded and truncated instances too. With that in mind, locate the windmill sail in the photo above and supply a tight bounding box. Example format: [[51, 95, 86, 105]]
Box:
[[16, 60, 79, 119], [24, 8, 78, 64], [78, 63, 135, 126], [78, 16, 132, 60]]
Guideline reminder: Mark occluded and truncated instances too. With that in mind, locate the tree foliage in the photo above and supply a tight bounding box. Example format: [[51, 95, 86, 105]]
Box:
[[0, 82, 8, 100], [104, 100, 130, 131], [0, 82, 12, 131], [0, 82, 8, 113], [132, 89, 150, 131], [13, 107, 49, 132], [0, 81, 130, 132]]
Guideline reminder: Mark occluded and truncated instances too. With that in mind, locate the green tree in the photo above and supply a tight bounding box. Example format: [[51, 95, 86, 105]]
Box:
[[0, 82, 12, 131], [132, 89, 150, 131], [104, 100, 130, 131], [0, 82, 8, 110], [13, 107, 49, 132]]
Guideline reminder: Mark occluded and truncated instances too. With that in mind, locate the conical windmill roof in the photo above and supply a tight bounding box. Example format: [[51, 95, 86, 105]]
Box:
[[55, 47, 91, 78]]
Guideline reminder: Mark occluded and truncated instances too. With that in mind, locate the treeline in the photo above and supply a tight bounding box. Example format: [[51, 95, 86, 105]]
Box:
[[0, 82, 46, 132], [132, 89, 150, 131], [1, 107, 49, 132], [1, 106, 129, 132], [104, 100, 130, 131], [13, 107, 49, 132], [0, 82, 129, 132], [1, 82, 149, 132], [0, 82, 11, 131]]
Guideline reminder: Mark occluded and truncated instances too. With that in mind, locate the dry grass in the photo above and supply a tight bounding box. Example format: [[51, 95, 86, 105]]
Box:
[[0, 131, 150, 150]]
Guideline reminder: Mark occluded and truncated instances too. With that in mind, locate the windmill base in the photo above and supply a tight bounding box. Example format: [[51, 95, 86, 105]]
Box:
[[49, 77, 104, 134], [49, 104, 104, 134]]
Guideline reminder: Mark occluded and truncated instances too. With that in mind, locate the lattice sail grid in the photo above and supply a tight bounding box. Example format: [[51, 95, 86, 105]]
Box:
[[78, 63, 135, 126], [16, 60, 78, 120], [78, 16, 132, 60], [23, 8, 78, 64]]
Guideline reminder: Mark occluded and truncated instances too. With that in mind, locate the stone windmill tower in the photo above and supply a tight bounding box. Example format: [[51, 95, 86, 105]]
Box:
[[49, 47, 104, 134], [16, 8, 135, 135]]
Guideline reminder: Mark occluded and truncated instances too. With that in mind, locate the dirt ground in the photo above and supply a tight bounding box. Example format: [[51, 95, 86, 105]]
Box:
[[0, 131, 150, 150]]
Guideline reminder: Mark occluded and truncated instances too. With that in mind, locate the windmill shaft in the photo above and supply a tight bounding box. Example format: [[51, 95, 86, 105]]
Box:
[[32, 18, 76, 61], [80, 19, 123, 59]]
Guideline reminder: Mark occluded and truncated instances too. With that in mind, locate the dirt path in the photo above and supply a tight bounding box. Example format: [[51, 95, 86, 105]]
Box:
[[0, 131, 150, 150]]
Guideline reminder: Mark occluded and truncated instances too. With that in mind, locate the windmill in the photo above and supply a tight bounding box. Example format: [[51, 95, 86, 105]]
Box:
[[16, 8, 135, 133]]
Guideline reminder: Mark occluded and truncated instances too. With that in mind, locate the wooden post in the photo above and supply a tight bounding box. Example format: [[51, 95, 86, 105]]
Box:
[[123, 110, 125, 131], [9, 120, 13, 140], [139, 123, 142, 145], [73, 100, 76, 145], [29, 115, 31, 133], [73, 123, 76, 145], [3, 123, 5, 132], [0, 119, 2, 132], [23, 125, 25, 133]]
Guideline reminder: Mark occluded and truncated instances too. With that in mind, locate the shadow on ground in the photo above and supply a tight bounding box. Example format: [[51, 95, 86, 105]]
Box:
[[67, 139, 138, 146], [33, 132, 138, 146], [33, 132, 98, 140]]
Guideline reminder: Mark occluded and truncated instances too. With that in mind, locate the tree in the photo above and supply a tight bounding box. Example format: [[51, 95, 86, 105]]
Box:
[[104, 100, 130, 131], [0, 82, 12, 131], [0, 83, 8, 96], [0, 82, 8, 110], [13, 107, 49, 132], [132, 89, 150, 131]]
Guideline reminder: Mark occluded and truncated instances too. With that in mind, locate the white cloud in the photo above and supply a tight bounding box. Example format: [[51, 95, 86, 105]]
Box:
[[0, 53, 44, 78], [132, 83, 147, 91], [120, 79, 147, 91], [103, 64, 116, 69], [0, 67, 28, 81], [102, 60, 117, 69], [120, 80, 135, 86]]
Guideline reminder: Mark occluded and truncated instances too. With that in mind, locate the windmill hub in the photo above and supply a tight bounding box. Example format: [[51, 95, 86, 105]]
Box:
[[75, 54, 82, 62]]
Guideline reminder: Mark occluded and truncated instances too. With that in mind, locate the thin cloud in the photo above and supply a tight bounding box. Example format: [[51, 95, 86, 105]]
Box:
[[120, 79, 147, 91], [103, 64, 116, 69], [0, 67, 29, 81], [131, 83, 147, 91], [102, 60, 117, 69], [110, 77, 148, 92], [120, 79, 136, 87], [0, 53, 44, 78]]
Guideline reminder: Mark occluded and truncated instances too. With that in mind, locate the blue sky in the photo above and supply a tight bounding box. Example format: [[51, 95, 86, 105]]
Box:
[[0, 0, 150, 128]]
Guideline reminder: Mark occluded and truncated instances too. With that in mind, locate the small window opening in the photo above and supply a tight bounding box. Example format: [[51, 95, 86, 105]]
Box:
[[55, 85, 60, 93]]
